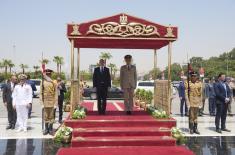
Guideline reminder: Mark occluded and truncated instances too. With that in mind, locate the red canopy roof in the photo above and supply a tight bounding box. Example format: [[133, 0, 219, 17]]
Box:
[[67, 13, 178, 49]]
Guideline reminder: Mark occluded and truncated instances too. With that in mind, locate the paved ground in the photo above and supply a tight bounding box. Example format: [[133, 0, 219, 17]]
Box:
[[1, 91, 235, 139]]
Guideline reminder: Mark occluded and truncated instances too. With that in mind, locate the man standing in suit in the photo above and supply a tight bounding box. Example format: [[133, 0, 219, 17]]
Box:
[[93, 59, 111, 115], [57, 77, 67, 123], [215, 73, 231, 133], [178, 77, 188, 117], [120, 55, 137, 115], [2, 75, 17, 129]]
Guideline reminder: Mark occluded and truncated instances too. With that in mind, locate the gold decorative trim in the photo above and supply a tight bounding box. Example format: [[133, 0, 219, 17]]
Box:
[[71, 24, 81, 35], [165, 25, 175, 37], [67, 36, 177, 41], [86, 14, 160, 38]]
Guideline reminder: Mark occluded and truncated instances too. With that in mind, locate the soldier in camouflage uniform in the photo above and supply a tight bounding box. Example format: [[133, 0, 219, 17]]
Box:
[[40, 69, 58, 135], [185, 72, 202, 134]]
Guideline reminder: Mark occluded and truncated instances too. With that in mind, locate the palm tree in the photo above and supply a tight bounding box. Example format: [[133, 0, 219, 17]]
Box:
[[40, 58, 50, 65], [33, 65, 40, 77], [19, 64, 28, 74], [53, 56, 64, 75], [8, 62, 15, 74], [2, 59, 11, 75], [99, 52, 112, 66], [113, 67, 118, 78], [107, 63, 116, 78]]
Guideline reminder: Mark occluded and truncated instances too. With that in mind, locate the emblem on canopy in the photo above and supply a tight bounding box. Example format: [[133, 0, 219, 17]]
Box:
[[87, 14, 160, 37], [71, 24, 81, 35], [164, 25, 175, 37]]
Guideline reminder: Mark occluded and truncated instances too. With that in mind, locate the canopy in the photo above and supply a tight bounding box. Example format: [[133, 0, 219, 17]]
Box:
[[67, 13, 178, 49]]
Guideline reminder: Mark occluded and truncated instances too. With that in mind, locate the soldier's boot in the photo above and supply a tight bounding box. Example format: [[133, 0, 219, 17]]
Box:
[[189, 123, 194, 134], [43, 123, 49, 135], [193, 123, 200, 134], [49, 123, 53, 135]]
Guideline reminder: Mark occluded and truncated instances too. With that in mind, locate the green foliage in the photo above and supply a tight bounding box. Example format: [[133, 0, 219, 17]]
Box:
[[171, 127, 187, 145], [80, 70, 92, 81], [72, 106, 87, 119], [54, 125, 73, 143], [146, 106, 169, 119], [64, 88, 71, 104]]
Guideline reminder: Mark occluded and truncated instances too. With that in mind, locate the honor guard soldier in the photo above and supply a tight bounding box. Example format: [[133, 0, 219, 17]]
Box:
[[185, 72, 202, 134], [40, 69, 58, 135]]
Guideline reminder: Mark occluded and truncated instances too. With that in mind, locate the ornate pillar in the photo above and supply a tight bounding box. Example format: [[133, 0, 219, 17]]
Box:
[[77, 48, 81, 105], [167, 41, 172, 114], [70, 40, 76, 117]]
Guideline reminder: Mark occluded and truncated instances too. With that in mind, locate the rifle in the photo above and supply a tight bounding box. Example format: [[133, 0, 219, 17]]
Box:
[[41, 53, 45, 131]]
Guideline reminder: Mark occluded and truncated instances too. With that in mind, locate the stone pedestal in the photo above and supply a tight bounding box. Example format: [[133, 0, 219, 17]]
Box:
[[154, 80, 170, 115]]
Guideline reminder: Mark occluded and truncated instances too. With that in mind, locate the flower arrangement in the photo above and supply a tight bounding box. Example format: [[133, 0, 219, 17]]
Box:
[[147, 106, 169, 119], [54, 125, 73, 143], [135, 89, 153, 108], [72, 105, 87, 119], [152, 109, 169, 119], [171, 127, 186, 145]]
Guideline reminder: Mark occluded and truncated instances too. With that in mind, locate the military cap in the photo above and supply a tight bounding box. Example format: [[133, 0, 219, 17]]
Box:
[[18, 74, 27, 80], [45, 69, 53, 74]]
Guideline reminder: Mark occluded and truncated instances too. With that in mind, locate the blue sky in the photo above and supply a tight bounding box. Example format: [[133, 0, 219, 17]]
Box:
[[0, 0, 234, 75]]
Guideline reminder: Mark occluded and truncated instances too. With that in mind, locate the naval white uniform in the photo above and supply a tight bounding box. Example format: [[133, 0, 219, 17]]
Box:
[[12, 83, 32, 131]]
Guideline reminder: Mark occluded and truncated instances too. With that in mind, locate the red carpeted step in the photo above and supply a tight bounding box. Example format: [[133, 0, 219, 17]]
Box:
[[57, 146, 194, 155], [73, 127, 171, 137], [86, 110, 147, 115], [81, 101, 94, 111], [71, 136, 176, 147], [65, 118, 176, 128]]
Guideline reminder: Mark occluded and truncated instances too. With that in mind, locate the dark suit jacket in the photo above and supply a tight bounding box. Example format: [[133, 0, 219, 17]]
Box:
[[178, 81, 186, 98], [58, 83, 67, 100], [214, 81, 231, 104], [2, 82, 14, 103], [93, 67, 111, 88]]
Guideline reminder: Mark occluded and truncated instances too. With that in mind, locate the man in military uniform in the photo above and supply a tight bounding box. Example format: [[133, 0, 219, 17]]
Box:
[[185, 72, 202, 134], [40, 69, 58, 135]]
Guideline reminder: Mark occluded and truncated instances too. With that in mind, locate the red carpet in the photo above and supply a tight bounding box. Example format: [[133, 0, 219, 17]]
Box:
[[81, 101, 94, 111], [59, 102, 193, 155], [57, 146, 194, 155]]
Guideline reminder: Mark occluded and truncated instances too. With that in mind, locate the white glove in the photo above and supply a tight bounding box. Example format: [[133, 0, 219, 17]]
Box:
[[41, 105, 44, 109], [225, 98, 230, 103], [54, 105, 57, 109]]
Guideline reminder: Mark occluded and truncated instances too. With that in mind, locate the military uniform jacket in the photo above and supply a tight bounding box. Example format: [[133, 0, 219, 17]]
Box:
[[185, 81, 202, 107], [120, 65, 137, 89], [40, 78, 58, 108]]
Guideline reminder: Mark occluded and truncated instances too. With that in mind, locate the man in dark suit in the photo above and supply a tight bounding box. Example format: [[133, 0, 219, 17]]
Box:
[[57, 77, 67, 124], [178, 77, 188, 117], [215, 73, 231, 133], [93, 59, 111, 115], [2, 75, 17, 129]]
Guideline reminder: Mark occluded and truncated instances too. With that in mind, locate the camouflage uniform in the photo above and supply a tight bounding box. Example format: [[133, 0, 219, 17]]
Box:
[[185, 80, 202, 134]]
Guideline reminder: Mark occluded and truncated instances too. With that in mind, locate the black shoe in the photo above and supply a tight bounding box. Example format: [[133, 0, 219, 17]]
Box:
[[193, 123, 200, 134], [216, 129, 222, 133], [221, 128, 231, 132], [49, 124, 53, 135], [11, 124, 15, 129], [58, 120, 63, 124], [228, 114, 233, 117], [43, 123, 49, 135], [6, 125, 12, 130], [126, 111, 131, 115], [180, 114, 183, 117]]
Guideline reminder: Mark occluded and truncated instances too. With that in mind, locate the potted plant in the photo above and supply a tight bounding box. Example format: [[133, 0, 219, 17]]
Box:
[[54, 125, 73, 144], [139, 89, 146, 107], [63, 88, 71, 112], [72, 106, 87, 119], [134, 89, 141, 106], [171, 127, 186, 145]]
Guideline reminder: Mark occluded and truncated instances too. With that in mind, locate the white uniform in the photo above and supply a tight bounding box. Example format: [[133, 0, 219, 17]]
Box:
[[12, 83, 32, 131]]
